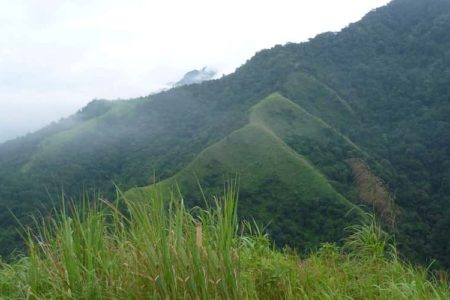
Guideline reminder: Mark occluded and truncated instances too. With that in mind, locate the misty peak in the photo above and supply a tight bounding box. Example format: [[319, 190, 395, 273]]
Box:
[[173, 66, 217, 87]]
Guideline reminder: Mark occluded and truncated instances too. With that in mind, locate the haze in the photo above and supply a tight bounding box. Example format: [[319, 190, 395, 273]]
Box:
[[0, 0, 390, 143]]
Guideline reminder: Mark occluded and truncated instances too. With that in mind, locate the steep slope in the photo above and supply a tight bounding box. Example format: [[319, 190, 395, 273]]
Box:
[[249, 92, 372, 200], [0, 0, 449, 267], [127, 93, 366, 249], [277, 0, 450, 266]]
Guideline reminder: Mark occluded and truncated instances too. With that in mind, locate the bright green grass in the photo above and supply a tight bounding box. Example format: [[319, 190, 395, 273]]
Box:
[[0, 187, 448, 299], [127, 122, 350, 203], [128, 93, 361, 210]]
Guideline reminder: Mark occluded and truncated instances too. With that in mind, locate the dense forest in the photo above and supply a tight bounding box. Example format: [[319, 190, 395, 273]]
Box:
[[0, 0, 449, 270]]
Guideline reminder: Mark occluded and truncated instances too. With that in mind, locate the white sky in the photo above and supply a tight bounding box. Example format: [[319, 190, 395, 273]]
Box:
[[0, 0, 390, 143]]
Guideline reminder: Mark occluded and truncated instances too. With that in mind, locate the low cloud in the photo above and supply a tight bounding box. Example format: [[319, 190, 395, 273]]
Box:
[[0, 0, 390, 143]]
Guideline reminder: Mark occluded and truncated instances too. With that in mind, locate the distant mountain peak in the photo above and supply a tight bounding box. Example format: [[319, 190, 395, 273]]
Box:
[[173, 66, 217, 87]]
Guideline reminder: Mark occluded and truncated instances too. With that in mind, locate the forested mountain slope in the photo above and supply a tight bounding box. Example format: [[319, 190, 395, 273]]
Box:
[[0, 0, 449, 268]]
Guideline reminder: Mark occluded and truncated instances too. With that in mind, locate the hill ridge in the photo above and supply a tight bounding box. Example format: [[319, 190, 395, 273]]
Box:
[[126, 92, 365, 249]]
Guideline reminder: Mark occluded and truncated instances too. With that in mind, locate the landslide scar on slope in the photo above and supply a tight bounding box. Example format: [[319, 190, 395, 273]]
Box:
[[348, 158, 397, 227]]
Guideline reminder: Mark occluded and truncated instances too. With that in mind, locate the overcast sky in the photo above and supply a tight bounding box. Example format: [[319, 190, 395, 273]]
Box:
[[0, 0, 390, 143]]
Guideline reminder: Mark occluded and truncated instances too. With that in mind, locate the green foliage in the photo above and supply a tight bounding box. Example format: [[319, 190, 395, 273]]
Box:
[[344, 215, 393, 260], [1, 186, 242, 299], [0, 189, 448, 299], [0, 0, 449, 270], [127, 94, 365, 251]]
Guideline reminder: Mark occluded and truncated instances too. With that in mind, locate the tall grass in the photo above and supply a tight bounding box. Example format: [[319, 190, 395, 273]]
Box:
[[0, 185, 448, 299], [9, 184, 242, 299]]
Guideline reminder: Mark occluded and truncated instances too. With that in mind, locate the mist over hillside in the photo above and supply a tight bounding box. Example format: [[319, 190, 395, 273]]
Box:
[[0, 67, 218, 144], [0, 0, 449, 272], [172, 67, 217, 87]]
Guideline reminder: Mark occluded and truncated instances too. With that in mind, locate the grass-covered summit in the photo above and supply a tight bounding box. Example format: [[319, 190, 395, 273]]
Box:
[[0, 187, 448, 299]]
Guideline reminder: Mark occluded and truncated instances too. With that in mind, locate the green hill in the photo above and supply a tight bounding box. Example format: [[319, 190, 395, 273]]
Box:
[[127, 93, 365, 249], [0, 0, 449, 269]]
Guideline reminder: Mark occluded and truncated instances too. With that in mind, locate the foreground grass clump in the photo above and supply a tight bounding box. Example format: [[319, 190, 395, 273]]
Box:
[[0, 187, 449, 299]]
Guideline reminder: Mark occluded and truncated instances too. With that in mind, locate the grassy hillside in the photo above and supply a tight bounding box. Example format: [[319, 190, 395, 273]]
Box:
[[249, 92, 373, 199], [0, 188, 448, 299], [127, 93, 365, 249]]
